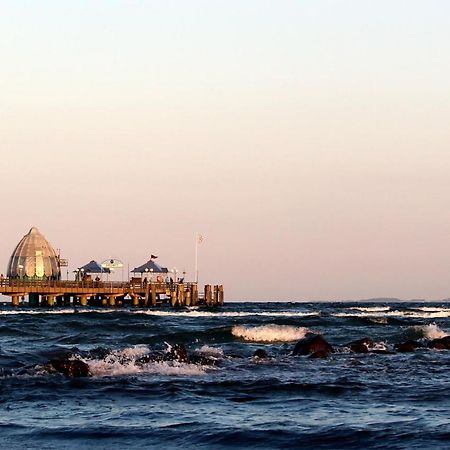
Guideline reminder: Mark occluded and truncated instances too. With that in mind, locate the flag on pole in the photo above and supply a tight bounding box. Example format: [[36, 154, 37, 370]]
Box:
[[197, 234, 204, 244]]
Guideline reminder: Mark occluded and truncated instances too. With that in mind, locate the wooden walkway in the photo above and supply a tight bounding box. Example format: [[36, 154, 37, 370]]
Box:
[[0, 279, 224, 307]]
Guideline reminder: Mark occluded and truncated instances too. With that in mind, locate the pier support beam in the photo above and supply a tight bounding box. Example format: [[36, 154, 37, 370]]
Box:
[[47, 295, 56, 307], [185, 288, 191, 306], [205, 285, 212, 306], [177, 284, 184, 307], [108, 295, 117, 307], [151, 283, 157, 307], [191, 284, 198, 306], [218, 285, 224, 306], [11, 295, 20, 307], [213, 285, 219, 306], [131, 294, 140, 307], [170, 289, 177, 307], [80, 295, 88, 307]]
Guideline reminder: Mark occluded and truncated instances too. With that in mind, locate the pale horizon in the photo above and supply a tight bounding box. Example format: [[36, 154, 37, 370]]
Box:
[[1, 1, 450, 301]]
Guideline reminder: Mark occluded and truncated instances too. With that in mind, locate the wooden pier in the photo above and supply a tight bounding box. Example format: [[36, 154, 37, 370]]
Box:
[[0, 279, 224, 308]]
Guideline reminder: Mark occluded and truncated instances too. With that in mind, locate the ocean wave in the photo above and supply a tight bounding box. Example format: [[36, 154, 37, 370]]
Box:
[[404, 323, 449, 340], [334, 310, 450, 319], [350, 306, 391, 312], [137, 310, 320, 318], [82, 346, 210, 377], [0, 309, 320, 318], [231, 324, 310, 342]]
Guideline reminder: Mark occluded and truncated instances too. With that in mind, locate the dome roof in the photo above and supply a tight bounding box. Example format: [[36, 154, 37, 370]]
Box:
[[7, 227, 60, 279]]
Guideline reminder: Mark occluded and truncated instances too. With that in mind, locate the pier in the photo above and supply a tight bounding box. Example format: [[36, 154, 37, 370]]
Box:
[[0, 278, 224, 308], [2, 227, 224, 308]]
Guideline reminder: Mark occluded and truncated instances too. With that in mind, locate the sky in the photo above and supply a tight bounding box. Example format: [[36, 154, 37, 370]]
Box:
[[1, 0, 450, 301]]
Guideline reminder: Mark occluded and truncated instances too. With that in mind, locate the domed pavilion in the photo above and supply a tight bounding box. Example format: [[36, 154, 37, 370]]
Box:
[[7, 227, 61, 280]]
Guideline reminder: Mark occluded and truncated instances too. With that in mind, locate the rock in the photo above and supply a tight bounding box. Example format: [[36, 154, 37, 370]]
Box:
[[253, 349, 269, 359], [292, 334, 334, 356], [48, 359, 91, 377], [394, 340, 421, 353], [309, 350, 331, 359], [165, 344, 189, 362], [428, 336, 450, 350], [347, 337, 373, 353]]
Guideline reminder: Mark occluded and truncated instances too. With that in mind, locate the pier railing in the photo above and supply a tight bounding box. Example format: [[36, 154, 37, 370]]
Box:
[[0, 278, 196, 290]]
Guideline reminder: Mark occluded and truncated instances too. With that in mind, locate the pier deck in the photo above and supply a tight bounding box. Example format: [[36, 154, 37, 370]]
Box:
[[0, 279, 224, 307]]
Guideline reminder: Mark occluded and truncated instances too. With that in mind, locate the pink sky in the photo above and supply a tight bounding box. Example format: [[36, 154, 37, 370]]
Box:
[[1, 1, 450, 300]]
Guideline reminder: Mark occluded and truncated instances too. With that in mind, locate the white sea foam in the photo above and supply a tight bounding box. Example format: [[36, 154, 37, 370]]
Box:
[[231, 324, 310, 342], [334, 310, 450, 319], [350, 306, 391, 312], [195, 345, 224, 358], [84, 346, 208, 377], [418, 324, 448, 340], [137, 310, 319, 318], [0, 308, 319, 318]]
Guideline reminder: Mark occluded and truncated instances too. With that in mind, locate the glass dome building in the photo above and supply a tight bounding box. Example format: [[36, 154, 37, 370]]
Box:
[[7, 227, 61, 280]]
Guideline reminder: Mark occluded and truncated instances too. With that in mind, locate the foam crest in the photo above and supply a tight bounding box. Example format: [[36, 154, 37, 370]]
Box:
[[232, 324, 310, 342], [196, 345, 224, 358], [421, 324, 448, 340], [350, 306, 391, 312], [84, 346, 207, 377], [138, 310, 319, 318]]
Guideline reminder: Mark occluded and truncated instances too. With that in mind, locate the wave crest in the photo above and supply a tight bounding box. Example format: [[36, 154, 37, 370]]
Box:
[[232, 325, 310, 342]]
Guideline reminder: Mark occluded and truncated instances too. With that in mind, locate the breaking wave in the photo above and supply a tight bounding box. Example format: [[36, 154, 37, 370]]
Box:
[[83, 346, 209, 377], [404, 323, 449, 341], [231, 324, 310, 342]]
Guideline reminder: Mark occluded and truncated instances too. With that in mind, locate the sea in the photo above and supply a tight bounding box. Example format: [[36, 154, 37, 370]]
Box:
[[1, 301, 450, 449]]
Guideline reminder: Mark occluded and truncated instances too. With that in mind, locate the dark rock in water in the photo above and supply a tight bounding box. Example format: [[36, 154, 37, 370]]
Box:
[[347, 337, 373, 353], [253, 349, 269, 359], [395, 340, 422, 353], [136, 344, 190, 365], [48, 359, 91, 377], [165, 344, 189, 362], [428, 336, 450, 350], [292, 334, 334, 356], [309, 350, 331, 359], [88, 347, 112, 360]]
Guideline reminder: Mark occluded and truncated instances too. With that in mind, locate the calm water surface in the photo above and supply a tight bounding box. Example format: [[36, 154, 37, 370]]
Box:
[[1, 301, 450, 449]]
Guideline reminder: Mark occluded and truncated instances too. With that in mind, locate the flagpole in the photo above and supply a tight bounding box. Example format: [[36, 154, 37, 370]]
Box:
[[195, 232, 199, 284]]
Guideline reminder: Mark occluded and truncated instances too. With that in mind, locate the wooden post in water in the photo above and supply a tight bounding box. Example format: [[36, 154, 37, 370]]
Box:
[[151, 283, 157, 307], [213, 285, 220, 306], [11, 295, 20, 306], [218, 285, 224, 305], [191, 284, 198, 306], [131, 294, 139, 307], [47, 295, 56, 307], [205, 285, 212, 306], [108, 295, 116, 307], [171, 289, 177, 307], [80, 295, 88, 307], [185, 287, 191, 306], [144, 284, 150, 307], [177, 283, 185, 306]]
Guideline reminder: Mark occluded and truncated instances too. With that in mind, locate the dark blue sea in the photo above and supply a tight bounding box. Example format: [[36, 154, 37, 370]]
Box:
[[1, 301, 450, 449]]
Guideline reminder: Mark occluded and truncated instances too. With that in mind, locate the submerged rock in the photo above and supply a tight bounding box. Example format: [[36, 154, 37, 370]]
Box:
[[48, 359, 91, 377], [309, 350, 331, 359], [347, 337, 373, 354], [292, 334, 333, 356], [253, 349, 269, 359], [428, 336, 450, 350], [394, 340, 422, 353]]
